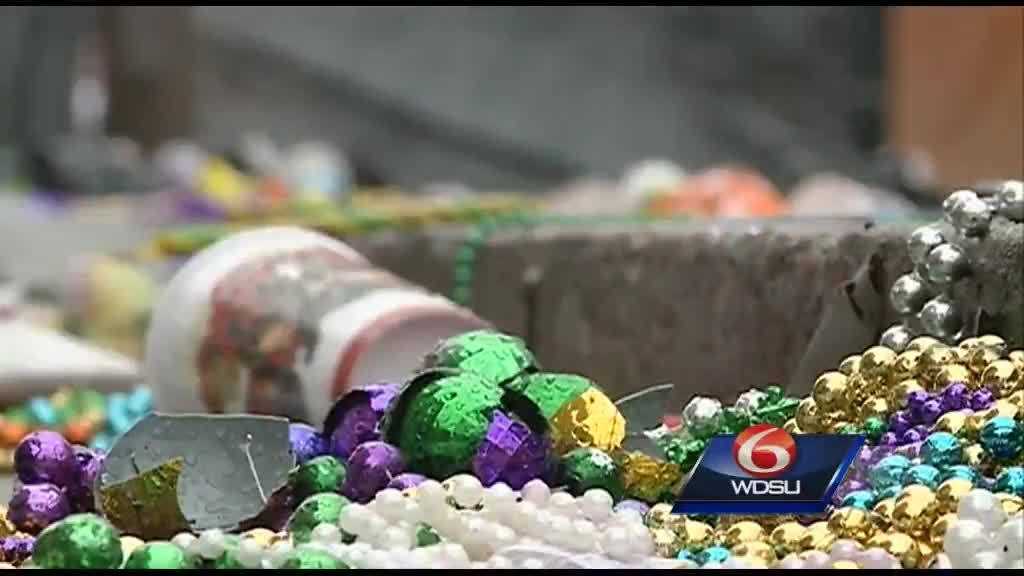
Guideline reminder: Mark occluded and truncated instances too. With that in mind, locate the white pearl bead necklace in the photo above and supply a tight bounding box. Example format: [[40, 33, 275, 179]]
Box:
[[943, 488, 1023, 569]]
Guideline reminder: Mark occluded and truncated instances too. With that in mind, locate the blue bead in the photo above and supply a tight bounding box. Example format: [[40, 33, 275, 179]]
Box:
[[698, 546, 731, 565], [902, 464, 942, 489], [995, 467, 1024, 498], [841, 490, 876, 509], [942, 465, 979, 485], [981, 417, 1022, 462], [921, 432, 962, 469], [90, 432, 114, 452], [869, 455, 912, 491], [26, 397, 58, 427]]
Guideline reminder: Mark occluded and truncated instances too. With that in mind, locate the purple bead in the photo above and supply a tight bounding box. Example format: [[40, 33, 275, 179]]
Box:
[[472, 411, 550, 490], [880, 432, 900, 446], [0, 536, 34, 565], [326, 384, 400, 460], [68, 446, 104, 512], [13, 431, 77, 487], [941, 383, 970, 412], [613, 499, 650, 516], [900, 428, 925, 445], [971, 389, 995, 411], [387, 473, 427, 492], [911, 396, 944, 425], [342, 441, 405, 503], [906, 391, 930, 420], [289, 423, 328, 466], [896, 441, 922, 461], [7, 483, 71, 533], [888, 411, 913, 435]]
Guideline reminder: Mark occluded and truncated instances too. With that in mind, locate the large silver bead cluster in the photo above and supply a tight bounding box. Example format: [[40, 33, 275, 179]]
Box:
[[880, 180, 1022, 351]]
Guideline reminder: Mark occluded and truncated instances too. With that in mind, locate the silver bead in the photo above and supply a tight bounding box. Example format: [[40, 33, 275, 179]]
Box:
[[943, 189, 979, 219], [889, 273, 931, 315], [879, 324, 914, 353], [907, 225, 946, 266], [998, 180, 1024, 222], [924, 243, 969, 286], [918, 294, 963, 341], [733, 389, 766, 414], [682, 396, 722, 435], [950, 195, 992, 237]]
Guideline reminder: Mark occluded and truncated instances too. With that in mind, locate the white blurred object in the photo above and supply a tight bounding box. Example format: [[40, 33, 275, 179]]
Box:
[[621, 159, 688, 201], [286, 141, 352, 202], [788, 173, 918, 216], [153, 141, 210, 190], [545, 178, 639, 216], [0, 320, 140, 403], [70, 75, 108, 133], [240, 132, 283, 177]]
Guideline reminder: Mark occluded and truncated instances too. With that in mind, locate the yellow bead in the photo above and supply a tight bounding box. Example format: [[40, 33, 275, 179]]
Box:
[[0, 508, 12, 538], [869, 532, 921, 569], [963, 443, 987, 467], [934, 364, 974, 390], [769, 522, 807, 556], [930, 513, 958, 547], [783, 418, 802, 435], [120, 535, 145, 558], [933, 410, 971, 436], [996, 493, 1024, 516], [897, 484, 935, 501], [796, 398, 820, 433], [977, 335, 1007, 353], [981, 360, 1021, 397], [958, 337, 982, 353], [241, 528, 278, 548], [723, 521, 766, 548], [965, 414, 988, 441], [918, 541, 937, 569], [969, 346, 1002, 375], [838, 355, 861, 376], [831, 560, 861, 569], [651, 527, 682, 558], [991, 399, 1021, 420], [733, 541, 776, 567], [936, 478, 974, 514], [858, 397, 890, 421], [920, 345, 957, 385], [893, 486, 938, 536], [799, 521, 835, 552], [1009, 390, 1024, 412], [646, 503, 677, 529], [828, 507, 875, 543], [890, 379, 926, 408], [872, 497, 895, 519], [860, 346, 897, 381], [813, 372, 849, 411], [844, 374, 873, 407], [1009, 350, 1024, 374], [907, 336, 941, 353], [677, 519, 714, 549], [268, 531, 291, 547], [891, 351, 923, 383]]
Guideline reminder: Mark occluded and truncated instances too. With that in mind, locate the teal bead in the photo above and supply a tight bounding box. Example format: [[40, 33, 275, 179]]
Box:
[[902, 464, 942, 489], [921, 432, 963, 469], [677, 549, 698, 563], [869, 455, 912, 491], [877, 485, 903, 500], [27, 397, 59, 427], [995, 467, 1024, 497], [698, 546, 731, 565], [841, 490, 876, 509], [942, 465, 979, 485], [981, 417, 1022, 462], [126, 388, 153, 416]]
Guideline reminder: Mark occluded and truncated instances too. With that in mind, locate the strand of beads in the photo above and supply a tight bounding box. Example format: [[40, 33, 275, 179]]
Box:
[[941, 487, 1023, 569]]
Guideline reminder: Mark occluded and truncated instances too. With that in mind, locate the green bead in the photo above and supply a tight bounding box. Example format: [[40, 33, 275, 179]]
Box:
[[662, 437, 706, 473], [424, 330, 537, 386], [290, 455, 347, 500], [863, 417, 887, 443], [288, 493, 350, 544], [32, 513, 123, 569], [454, 266, 474, 284], [763, 386, 785, 402], [123, 542, 197, 569], [561, 447, 623, 499], [995, 467, 1024, 497], [213, 548, 246, 569], [921, 432, 962, 469], [282, 546, 349, 569], [414, 522, 441, 547], [755, 398, 800, 427], [510, 373, 590, 420], [720, 409, 750, 435], [455, 245, 477, 264]]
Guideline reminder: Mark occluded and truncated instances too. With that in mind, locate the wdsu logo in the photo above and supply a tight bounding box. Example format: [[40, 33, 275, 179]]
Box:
[[673, 424, 863, 515]]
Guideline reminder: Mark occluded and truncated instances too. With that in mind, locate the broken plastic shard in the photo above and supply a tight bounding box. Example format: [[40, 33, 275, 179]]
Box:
[[97, 457, 190, 539], [98, 413, 294, 532], [615, 383, 674, 434]]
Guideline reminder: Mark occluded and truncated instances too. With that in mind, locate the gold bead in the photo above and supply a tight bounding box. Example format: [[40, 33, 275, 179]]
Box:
[[813, 372, 849, 411], [1009, 350, 1024, 374], [936, 478, 974, 514], [920, 345, 957, 385], [964, 414, 987, 441], [860, 346, 897, 381], [796, 398, 820, 433], [930, 513, 958, 547], [268, 531, 291, 547], [732, 541, 776, 567], [120, 535, 145, 558], [838, 355, 861, 376], [651, 527, 682, 558], [1009, 390, 1024, 411], [933, 364, 974, 390], [770, 522, 808, 556], [981, 360, 1021, 397], [991, 399, 1020, 420], [646, 503, 676, 529], [958, 337, 982, 354], [933, 410, 971, 436], [799, 521, 835, 552], [844, 374, 873, 407], [858, 397, 890, 421], [831, 560, 861, 569], [872, 497, 895, 520], [996, 492, 1024, 516], [783, 418, 802, 435], [890, 379, 926, 408], [893, 487, 938, 536], [677, 519, 714, 549], [819, 411, 844, 433], [241, 528, 278, 548], [969, 345, 1002, 375], [906, 336, 941, 353], [963, 443, 987, 467], [827, 507, 875, 543], [917, 541, 937, 569], [977, 335, 1008, 354], [0, 509, 12, 538], [723, 521, 766, 548], [868, 532, 921, 569], [891, 351, 923, 384]]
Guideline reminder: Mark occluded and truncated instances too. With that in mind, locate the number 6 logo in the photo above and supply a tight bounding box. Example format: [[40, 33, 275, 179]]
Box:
[[732, 424, 797, 478]]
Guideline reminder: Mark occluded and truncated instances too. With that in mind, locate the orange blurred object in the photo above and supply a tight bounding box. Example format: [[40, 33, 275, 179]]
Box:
[[646, 166, 788, 217], [0, 420, 29, 447], [63, 420, 97, 445]]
